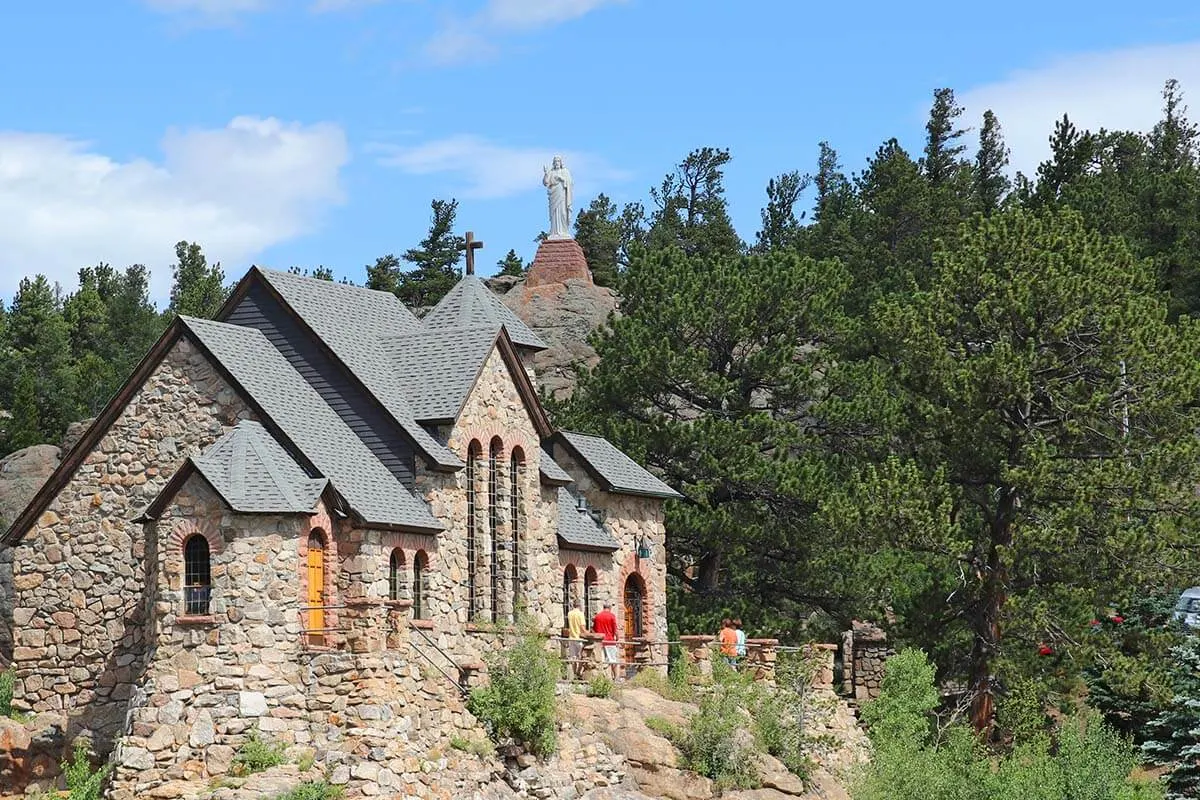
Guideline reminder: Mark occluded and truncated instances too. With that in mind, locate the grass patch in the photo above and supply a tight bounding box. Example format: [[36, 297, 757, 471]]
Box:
[[629, 661, 694, 702], [449, 735, 494, 758], [231, 728, 286, 777], [271, 781, 343, 800], [586, 674, 615, 698], [62, 740, 111, 800], [0, 669, 13, 717], [645, 715, 681, 740]]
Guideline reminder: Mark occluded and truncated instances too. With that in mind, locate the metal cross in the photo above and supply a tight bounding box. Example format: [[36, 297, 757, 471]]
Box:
[[464, 231, 484, 275]]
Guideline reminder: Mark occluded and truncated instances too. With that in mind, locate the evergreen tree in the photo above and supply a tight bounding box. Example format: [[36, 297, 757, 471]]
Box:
[[365, 254, 402, 295], [168, 241, 227, 318], [755, 171, 809, 252], [3, 276, 75, 448], [4, 368, 42, 453], [921, 87, 970, 189], [496, 249, 525, 277], [855, 138, 930, 293], [1143, 636, 1200, 799], [573, 194, 624, 286], [288, 266, 335, 280], [647, 147, 743, 257], [973, 110, 1011, 214], [393, 199, 465, 308], [827, 209, 1200, 734], [1033, 115, 1093, 204]]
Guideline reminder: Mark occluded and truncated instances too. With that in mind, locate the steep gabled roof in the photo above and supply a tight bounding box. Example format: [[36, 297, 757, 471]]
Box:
[[555, 431, 683, 500], [382, 324, 500, 422], [181, 316, 442, 531], [142, 421, 327, 518], [539, 451, 574, 486], [423, 275, 548, 351], [244, 268, 462, 471], [556, 488, 619, 552]]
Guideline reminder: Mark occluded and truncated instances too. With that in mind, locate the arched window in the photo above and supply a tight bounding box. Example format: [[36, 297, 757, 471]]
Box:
[[562, 565, 578, 628], [488, 437, 503, 623], [388, 549, 405, 601], [466, 440, 481, 621], [183, 534, 211, 616], [306, 531, 327, 646], [510, 447, 524, 616], [584, 567, 597, 621], [413, 550, 429, 620]]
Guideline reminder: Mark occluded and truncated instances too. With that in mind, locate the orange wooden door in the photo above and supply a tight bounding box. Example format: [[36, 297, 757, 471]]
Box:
[[623, 576, 644, 666], [307, 533, 325, 645]]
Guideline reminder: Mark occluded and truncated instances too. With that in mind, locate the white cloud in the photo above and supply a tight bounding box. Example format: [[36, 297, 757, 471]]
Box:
[[423, 0, 627, 65], [372, 134, 627, 198], [0, 117, 348, 303], [960, 41, 1200, 178], [143, 0, 383, 23]]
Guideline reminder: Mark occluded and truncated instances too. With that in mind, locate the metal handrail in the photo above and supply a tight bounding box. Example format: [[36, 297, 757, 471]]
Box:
[[408, 623, 468, 696]]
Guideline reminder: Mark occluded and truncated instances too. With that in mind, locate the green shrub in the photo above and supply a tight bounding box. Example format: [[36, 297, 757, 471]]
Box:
[[62, 741, 110, 800], [747, 684, 812, 779], [0, 669, 13, 718], [232, 729, 286, 777], [587, 674, 615, 698], [644, 715, 681, 739], [675, 687, 759, 790], [467, 630, 560, 756], [272, 781, 344, 800]]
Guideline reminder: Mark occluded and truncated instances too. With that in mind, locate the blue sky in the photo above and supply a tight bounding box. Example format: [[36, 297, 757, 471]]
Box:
[[3, 1, 1200, 304]]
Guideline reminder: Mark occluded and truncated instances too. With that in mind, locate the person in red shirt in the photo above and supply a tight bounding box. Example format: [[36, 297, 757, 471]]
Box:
[[593, 601, 620, 680]]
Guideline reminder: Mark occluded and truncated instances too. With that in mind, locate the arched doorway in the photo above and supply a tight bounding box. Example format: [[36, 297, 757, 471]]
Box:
[[306, 531, 326, 646], [623, 573, 646, 666]]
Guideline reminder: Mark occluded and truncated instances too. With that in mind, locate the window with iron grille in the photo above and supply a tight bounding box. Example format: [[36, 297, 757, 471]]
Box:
[[467, 441, 481, 621], [389, 549, 404, 601], [584, 567, 597, 621], [562, 565, 577, 628], [413, 550, 428, 620], [184, 535, 211, 616], [488, 438, 502, 624], [510, 448, 523, 617]]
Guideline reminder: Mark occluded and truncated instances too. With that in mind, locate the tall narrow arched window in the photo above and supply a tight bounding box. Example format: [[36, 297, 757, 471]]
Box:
[[466, 441, 481, 621], [306, 531, 327, 646], [584, 567, 597, 621], [488, 437, 503, 623], [562, 565, 578, 628], [509, 447, 525, 617], [388, 549, 405, 601], [183, 535, 211, 616], [413, 550, 429, 620]]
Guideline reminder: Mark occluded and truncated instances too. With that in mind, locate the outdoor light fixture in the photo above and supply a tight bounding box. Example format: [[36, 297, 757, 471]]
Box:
[[636, 536, 653, 560]]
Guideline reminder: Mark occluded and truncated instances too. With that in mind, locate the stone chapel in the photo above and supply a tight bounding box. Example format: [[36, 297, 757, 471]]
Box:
[[0, 240, 678, 794]]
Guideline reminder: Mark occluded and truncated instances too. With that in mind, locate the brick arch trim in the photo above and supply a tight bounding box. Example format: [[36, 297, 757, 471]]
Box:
[[617, 553, 654, 641], [168, 518, 225, 557], [456, 424, 532, 462]]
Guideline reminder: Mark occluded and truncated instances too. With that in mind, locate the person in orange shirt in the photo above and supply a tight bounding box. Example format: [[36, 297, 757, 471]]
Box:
[[718, 618, 738, 668]]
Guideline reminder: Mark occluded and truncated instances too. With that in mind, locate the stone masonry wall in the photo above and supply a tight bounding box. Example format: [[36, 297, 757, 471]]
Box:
[[0, 544, 12, 664], [414, 344, 562, 666], [8, 337, 252, 753]]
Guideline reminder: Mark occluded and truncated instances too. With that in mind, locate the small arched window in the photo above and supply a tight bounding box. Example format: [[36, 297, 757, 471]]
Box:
[[488, 437, 503, 623], [562, 565, 578, 628], [584, 567, 597, 621], [388, 549, 405, 601], [184, 534, 211, 616], [466, 440, 481, 621], [413, 550, 429, 620]]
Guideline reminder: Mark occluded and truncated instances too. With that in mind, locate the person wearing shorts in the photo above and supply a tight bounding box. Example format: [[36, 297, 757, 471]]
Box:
[[593, 601, 620, 680]]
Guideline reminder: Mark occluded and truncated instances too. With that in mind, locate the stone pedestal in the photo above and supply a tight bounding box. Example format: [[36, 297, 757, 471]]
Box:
[[745, 638, 779, 683], [679, 635, 714, 680], [525, 239, 593, 288], [342, 599, 387, 654]]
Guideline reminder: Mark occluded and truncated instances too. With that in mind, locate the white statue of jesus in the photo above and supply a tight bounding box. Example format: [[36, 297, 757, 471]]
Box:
[[543, 155, 573, 240]]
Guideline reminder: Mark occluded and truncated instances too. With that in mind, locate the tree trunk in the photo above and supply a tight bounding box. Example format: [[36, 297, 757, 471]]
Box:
[[697, 550, 722, 594], [969, 494, 1014, 736]]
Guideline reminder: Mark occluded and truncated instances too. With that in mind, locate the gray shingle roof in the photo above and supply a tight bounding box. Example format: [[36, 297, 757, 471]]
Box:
[[556, 488, 619, 552], [557, 431, 683, 499], [539, 452, 574, 485], [191, 421, 327, 513], [382, 325, 499, 422], [180, 316, 443, 531], [256, 268, 462, 470], [423, 276, 549, 351]]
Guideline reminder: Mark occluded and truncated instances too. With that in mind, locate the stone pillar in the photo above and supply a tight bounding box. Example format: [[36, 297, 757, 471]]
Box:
[[745, 638, 778, 683], [841, 629, 855, 695], [385, 601, 410, 650], [581, 633, 602, 679], [849, 621, 894, 701], [342, 599, 386, 654], [803, 643, 837, 690], [679, 635, 714, 680]]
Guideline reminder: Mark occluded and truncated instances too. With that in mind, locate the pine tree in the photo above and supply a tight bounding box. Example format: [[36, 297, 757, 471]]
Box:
[[4, 368, 42, 452], [496, 250, 525, 277], [647, 147, 743, 257], [168, 241, 227, 318], [365, 254, 402, 295], [573, 194, 624, 286], [288, 266, 335, 281], [755, 171, 809, 252], [921, 87, 970, 188], [393, 199, 464, 308], [973, 110, 1011, 214], [856, 138, 930, 293], [1034, 115, 1093, 204], [1143, 636, 1200, 799], [2, 276, 74, 450]]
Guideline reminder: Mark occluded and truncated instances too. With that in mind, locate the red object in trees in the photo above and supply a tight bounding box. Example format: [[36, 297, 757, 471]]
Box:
[[1111, 615, 1125, 624], [1037, 644, 1054, 656]]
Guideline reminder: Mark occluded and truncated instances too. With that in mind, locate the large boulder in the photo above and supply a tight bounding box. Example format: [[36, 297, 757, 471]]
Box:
[[0, 444, 60, 532]]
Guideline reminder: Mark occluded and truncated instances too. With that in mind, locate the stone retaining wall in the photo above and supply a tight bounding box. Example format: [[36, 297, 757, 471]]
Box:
[[0, 544, 12, 663]]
